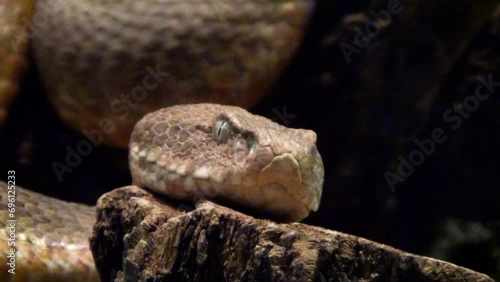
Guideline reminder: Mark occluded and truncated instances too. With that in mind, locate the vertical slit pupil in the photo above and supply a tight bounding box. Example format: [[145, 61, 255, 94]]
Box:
[[217, 121, 230, 141], [218, 122, 225, 137]]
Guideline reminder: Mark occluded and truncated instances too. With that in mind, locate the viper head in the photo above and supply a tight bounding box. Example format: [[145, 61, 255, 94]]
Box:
[[129, 103, 324, 221]]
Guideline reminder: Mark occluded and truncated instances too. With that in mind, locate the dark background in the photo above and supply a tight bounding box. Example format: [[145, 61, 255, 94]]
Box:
[[1, 0, 499, 280]]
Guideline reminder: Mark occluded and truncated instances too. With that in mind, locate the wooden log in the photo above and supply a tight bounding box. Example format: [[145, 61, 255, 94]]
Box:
[[90, 186, 493, 282]]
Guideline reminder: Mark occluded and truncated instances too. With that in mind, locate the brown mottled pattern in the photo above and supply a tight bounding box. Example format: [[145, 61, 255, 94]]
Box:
[[130, 103, 324, 221], [32, 0, 315, 147], [0, 0, 319, 278], [0, 0, 33, 126], [0, 104, 323, 279], [0, 181, 98, 282]]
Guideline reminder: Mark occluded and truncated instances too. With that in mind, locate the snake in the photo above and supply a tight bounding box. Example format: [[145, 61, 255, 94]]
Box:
[[1, 0, 315, 147], [0, 0, 322, 280], [0, 103, 324, 281]]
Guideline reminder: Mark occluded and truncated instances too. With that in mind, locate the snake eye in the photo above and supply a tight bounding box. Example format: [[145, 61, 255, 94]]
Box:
[[214, 120, 231, 143]]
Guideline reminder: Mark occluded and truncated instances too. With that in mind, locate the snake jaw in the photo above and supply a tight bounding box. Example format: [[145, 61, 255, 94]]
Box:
[[130, 103, 324, 221]]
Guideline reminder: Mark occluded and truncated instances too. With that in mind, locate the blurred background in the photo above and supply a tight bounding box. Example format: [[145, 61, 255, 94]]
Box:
[[1, 0, 499, 280]]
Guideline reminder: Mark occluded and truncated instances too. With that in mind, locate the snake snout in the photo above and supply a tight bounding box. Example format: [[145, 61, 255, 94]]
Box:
[[257, 127, 324, 214], [299, 145, 324, 211], [129, 104, 324, 222], [258, 153, 302, 189]]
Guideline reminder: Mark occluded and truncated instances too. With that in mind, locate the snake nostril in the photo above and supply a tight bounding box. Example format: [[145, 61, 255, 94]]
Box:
[[242, 132, 257, 153]]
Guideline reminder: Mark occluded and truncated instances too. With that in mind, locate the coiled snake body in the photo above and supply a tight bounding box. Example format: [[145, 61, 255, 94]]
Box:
[[0, 0, 322, 280]]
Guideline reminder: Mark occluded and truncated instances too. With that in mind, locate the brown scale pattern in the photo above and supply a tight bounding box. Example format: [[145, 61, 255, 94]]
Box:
[[31, 0, 315, 147], [0, 182, 98, 281], [129, 103, 324, 222]]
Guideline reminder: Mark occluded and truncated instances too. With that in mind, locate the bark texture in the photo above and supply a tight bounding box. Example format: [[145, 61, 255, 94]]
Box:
[[3, 1, 500, 278], [90, 186, 493, 282]]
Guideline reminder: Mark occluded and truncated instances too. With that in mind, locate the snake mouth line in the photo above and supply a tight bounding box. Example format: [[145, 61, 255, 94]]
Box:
[[129, 148, 315, 221], [127, 103, 324, 222]]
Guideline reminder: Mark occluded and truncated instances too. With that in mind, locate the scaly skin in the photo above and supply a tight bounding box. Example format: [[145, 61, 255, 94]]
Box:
[[0, 182, 98, 282], [0, 104, 324, 280], [129, 103, 324, 222], [0, 0, 319, 279], [29, 0, 315, 147]]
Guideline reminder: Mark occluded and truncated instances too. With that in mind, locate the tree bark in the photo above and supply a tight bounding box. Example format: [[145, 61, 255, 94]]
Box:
[[90, 186, 493, 282]]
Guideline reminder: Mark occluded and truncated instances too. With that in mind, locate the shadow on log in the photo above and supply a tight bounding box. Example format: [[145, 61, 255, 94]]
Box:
[[90, 186, 493, 282]]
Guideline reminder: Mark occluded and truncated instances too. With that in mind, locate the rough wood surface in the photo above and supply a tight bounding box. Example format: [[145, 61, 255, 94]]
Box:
[[2, 1, 500, 278], [90, 186, 493, 282]]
